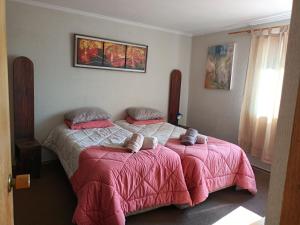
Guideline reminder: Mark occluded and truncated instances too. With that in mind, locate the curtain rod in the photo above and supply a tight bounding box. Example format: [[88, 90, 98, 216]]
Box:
[[228, 25, 287, 35]]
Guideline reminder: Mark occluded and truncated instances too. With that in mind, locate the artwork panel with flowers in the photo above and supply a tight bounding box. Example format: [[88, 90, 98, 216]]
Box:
[[77, 38, 104, 66], [103, 42, 126, 68], [125, 46, 147, 71]]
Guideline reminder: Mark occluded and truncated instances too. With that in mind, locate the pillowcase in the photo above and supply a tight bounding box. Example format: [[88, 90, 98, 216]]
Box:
[[127, 107, 164, 121], [64, 119, 114, 130], [126, 116, 164, 125], [64, 107, 111, 124]]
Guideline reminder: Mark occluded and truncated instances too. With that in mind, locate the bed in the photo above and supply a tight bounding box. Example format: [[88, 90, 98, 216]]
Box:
[[115, 120, 257, 206], [43, 123, 192, 225]]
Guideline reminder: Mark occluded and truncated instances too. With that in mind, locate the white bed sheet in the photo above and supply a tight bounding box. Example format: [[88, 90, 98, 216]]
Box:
[[115, 120, 186, 145], [43, 124, 132, 177]]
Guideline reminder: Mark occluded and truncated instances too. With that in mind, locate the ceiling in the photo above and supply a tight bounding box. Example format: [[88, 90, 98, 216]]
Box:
[[14, 0, 293, 35]]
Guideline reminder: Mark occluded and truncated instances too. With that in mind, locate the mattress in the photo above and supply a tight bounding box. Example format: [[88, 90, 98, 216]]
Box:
[[115, 120, 257, 205], [114, 120, 186, 145], [43, 123, 132, 177]]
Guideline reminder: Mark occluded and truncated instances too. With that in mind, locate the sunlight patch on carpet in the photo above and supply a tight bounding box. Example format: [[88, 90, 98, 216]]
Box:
[[213, 206, 264, 225]]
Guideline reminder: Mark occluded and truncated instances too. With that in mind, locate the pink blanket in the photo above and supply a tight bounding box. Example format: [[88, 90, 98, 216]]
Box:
[[166, 137, 257, 206], [70, 145, 192, 225]]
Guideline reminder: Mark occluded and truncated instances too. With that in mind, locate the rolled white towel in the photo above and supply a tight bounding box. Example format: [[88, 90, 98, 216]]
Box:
[[196, 134, 208, 144], [142, 137, 158, 150], [126, 133, 144, 153]]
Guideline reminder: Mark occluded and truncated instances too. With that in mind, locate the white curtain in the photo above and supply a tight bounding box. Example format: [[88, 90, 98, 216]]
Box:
[[238, 25, 289, 164]]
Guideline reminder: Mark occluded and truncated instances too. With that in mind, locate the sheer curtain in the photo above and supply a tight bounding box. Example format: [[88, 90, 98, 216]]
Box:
[[238, 25, 289, 163]]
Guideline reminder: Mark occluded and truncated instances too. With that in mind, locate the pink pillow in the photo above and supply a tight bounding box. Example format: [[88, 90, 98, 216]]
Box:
[[64, 119, 114, 130], [126, 116, 164, 125]]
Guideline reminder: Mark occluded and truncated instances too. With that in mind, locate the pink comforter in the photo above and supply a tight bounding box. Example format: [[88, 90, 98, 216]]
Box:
[[166, 137, 257, 206], [70, 145, 192, 225]]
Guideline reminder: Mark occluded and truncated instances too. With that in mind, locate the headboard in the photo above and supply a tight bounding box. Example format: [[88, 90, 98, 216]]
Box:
[[168, 69, 182, 125], [13, 56, 34, 140]]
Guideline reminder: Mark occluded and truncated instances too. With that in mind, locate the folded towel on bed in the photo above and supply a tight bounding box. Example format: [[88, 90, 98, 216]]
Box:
[[196, 134, 208, 144], [142, 137, 158, 150], [181, 128, 198, 146], [126, 133, 144, 153], [180, 132, 208, 145]]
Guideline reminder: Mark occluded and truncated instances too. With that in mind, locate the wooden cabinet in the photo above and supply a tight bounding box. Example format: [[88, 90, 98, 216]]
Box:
[[15, 139, 41, 178]]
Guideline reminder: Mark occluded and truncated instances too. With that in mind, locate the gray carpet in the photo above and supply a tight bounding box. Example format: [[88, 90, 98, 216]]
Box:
[[13, 162, 270, 225]]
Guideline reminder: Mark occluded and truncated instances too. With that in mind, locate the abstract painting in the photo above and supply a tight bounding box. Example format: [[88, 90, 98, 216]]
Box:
[[103, 42, 126, 68], [125, 46, 147, 71], [74, 34, 148, 73], [77, 38, 104, 66], [204, 43, 235, 90]]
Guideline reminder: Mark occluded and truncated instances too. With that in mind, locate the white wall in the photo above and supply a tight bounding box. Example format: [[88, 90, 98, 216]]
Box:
[[7, 1, 192, 161], [187, 31, 251, 144]]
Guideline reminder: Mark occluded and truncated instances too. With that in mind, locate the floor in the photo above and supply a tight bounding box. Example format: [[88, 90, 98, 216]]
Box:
[[13, 162, 270, 225]]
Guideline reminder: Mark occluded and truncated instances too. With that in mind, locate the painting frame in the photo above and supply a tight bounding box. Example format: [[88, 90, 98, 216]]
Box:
[[204, 43, 235, 90], [73, 34, 148, 73]]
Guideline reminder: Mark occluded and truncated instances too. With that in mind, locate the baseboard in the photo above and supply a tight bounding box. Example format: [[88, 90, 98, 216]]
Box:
[[248, 154, 271, 172]]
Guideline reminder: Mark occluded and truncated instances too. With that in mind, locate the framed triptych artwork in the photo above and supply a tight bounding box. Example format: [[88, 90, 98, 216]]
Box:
[[74, 34, 148, 73]]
